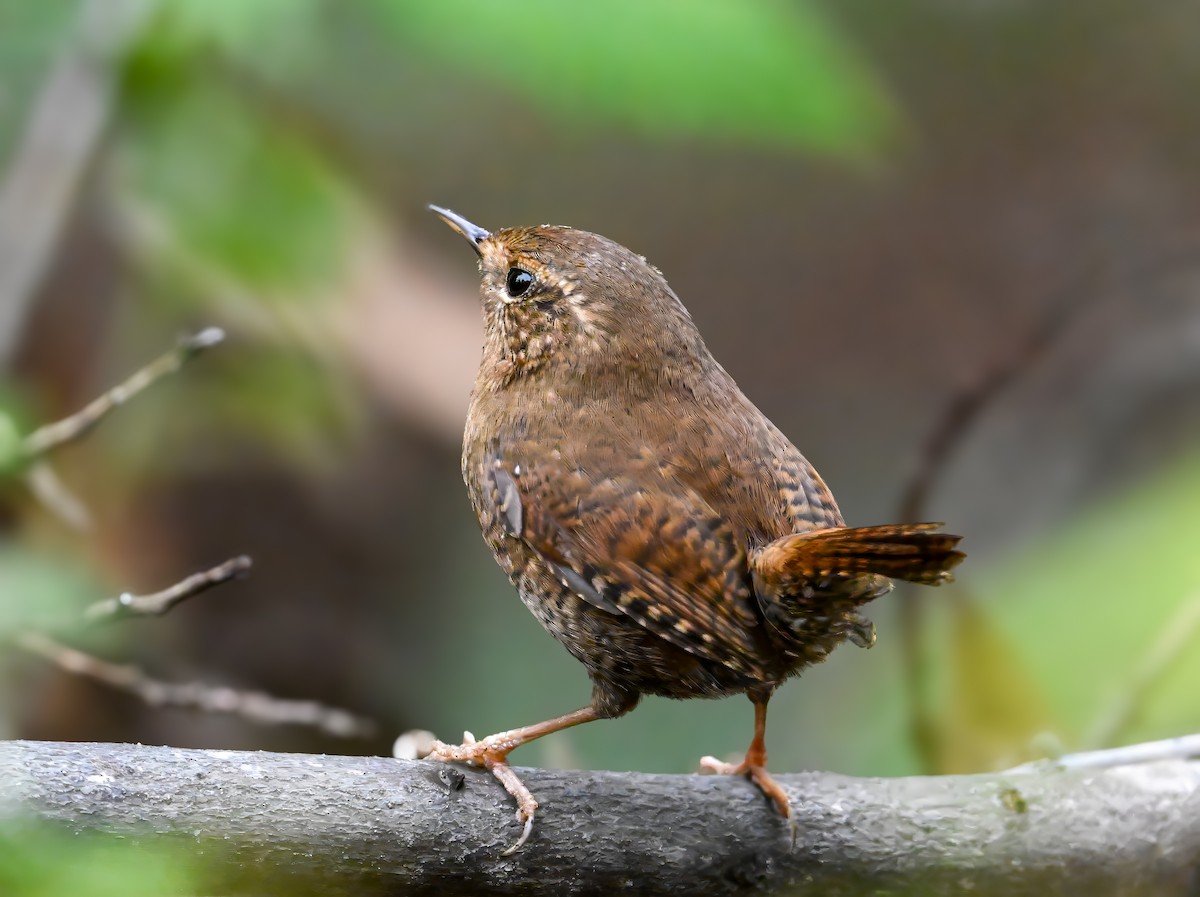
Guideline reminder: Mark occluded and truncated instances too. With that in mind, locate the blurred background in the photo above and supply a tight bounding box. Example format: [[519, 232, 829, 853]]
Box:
[[2, 0, 1200, 852]]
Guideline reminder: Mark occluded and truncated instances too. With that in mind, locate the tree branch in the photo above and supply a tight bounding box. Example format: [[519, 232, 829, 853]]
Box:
[[83, 555, 252, 623], [1, 740, 1198, 896], [20, 327, 226, 461], [14, 634, 373, 739], [13, 556, 374, 739], [893, 265, 1101, 773]]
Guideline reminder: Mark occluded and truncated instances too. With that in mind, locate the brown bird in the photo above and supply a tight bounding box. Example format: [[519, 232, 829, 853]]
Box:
[[426, 206, 964, 852]]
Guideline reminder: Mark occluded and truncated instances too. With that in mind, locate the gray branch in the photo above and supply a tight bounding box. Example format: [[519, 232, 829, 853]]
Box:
[[1, 740, 1198, 896]]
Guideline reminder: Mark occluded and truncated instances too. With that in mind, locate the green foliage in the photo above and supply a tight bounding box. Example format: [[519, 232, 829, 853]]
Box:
[[980, 450, 1200, 749], [139, 0, 320, 73], [0, 545, 94, 638], [115, 78, 351, 295], [0, 409, 23, 475], [929, 596, 1054, 772], [0, 825, 201, 897], [373, 0, 897, 157], [197, 347, 361, 468]]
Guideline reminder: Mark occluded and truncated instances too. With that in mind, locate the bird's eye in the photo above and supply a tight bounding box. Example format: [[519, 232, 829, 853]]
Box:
[[506, 267, 534, 298]]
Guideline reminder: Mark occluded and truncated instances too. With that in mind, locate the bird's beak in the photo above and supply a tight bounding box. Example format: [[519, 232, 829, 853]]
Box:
[[428, 205, 490, 257]]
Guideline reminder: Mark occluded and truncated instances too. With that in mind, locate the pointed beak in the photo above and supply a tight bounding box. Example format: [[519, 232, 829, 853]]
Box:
[[428, 205, 490, 257]]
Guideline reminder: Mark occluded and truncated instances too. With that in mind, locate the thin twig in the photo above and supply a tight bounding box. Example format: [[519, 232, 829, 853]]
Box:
[[19, 558, 374, 739], [1009, 732, 1200, 772], [22, 460, 91, 529], [84, 555, 253, 623], [15, 631, 375, 739], [20, 328, 226, 461]]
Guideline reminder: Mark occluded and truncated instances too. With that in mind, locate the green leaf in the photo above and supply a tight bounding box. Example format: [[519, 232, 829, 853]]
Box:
[[139, 0, 320, 74], [115, 79, 350, 293], [375, 0, 897, 157], [929, 596, 1054, 773]]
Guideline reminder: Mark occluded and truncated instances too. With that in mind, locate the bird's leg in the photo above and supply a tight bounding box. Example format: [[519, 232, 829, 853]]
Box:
[[424, 706, 599, 853], [700, 691, 791, 818]]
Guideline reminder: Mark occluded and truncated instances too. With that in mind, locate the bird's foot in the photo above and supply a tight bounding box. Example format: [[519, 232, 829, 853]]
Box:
[[699, 754, 792, 819], [425, 731, 537, 855]]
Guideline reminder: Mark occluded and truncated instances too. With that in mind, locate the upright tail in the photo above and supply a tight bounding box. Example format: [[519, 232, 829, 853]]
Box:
[[752, 522, 965, 600], [750, 523, 963, 651]]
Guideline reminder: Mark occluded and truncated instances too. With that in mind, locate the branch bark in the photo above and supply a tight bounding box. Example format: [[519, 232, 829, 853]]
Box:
[[1, 740, 1198, 896]]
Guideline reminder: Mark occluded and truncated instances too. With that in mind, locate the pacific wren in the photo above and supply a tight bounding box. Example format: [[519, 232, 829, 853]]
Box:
[[426, 206, 964, 851]]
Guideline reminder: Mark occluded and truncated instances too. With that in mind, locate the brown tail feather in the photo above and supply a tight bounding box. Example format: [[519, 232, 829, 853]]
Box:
[[753, 522, 965, 594]]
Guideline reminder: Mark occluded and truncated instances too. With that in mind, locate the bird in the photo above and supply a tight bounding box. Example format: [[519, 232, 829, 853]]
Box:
[[425, 205, 964, 852]]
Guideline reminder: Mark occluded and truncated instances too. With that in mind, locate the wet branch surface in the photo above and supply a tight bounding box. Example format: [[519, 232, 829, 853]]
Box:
[[2, 740, 1198, 896]]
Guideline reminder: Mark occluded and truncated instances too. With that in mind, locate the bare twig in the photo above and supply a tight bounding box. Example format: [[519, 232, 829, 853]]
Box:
[[17, 556, 374, 738], [20, 327, 226, 461], [15, 632, 374, 739], [3, 740, 1200, 896], [22, 460, 91, 529], [1010, 732, 1200, 772], [896, 253, 1121, 526], [84, 555, 252, 623], [6, 324, 369, 740]]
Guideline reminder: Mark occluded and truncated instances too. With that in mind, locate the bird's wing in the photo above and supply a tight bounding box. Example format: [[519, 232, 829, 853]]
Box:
[[481, 452, 764, 673]]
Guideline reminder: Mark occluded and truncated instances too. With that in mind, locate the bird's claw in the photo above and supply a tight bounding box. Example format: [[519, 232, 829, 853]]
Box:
[[502, 805, 535, 856], [423, 735, 539, 854], [424, 733, 494, 766], [698, 754, 738, 775], [699, 754, 792, 819], [486, 757, 539, 854]]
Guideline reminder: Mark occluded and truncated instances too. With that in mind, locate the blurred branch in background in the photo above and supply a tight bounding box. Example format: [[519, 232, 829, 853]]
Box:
[[3, 329, 375, 740], [896, 244, 1200, 775], [0, 0, 158, 367], [2, 738, 1199, 897], [895, 258, 1115, 774], [15, 632, 372, 739], [19, 327, 224, 461], [5, 327, 225, 529], [83, 553, 250, 623]]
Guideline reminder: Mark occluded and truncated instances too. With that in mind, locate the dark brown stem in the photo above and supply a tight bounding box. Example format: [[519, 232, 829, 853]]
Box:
[[894, 265, 1102, 773]]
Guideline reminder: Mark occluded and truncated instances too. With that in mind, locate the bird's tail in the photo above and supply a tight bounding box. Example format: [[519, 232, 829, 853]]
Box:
[[752, 522, 965, 600]]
